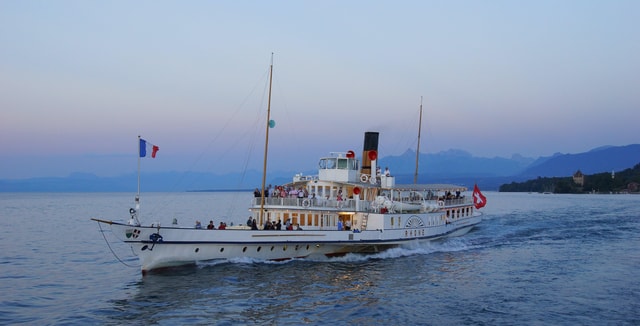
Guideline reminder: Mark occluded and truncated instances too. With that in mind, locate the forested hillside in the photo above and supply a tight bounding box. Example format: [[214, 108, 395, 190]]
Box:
[[500, 163, 640, 194]]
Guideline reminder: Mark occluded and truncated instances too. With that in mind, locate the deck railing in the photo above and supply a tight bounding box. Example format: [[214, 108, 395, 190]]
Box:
[[251, 196, 470, 212]]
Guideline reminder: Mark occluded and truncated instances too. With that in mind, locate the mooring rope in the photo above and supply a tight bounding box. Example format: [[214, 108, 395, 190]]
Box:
[[96, 221, 139, 268]]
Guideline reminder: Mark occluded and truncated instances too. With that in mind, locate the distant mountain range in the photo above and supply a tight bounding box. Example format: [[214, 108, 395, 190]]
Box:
[[2, 144, 639, 192]]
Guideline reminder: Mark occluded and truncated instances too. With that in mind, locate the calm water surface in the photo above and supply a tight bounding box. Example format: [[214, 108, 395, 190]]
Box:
[[1, 192, 639, 325]]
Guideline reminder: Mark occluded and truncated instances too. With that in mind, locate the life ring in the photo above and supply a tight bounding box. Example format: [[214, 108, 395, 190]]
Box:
[[438, 201, 444, 206], [360, 174, 369, 183], [129, 208, 136, 214], [302, 199, 310, 207]]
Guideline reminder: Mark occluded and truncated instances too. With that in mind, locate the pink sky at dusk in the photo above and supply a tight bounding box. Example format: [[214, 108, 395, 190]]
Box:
[[1, 1, 638, 179]]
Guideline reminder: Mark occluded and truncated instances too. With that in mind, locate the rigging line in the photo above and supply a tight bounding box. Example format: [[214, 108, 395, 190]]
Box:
[[147, 68, 272, 215], [224, 70, 271, 218], [96, 221, 139, 268]]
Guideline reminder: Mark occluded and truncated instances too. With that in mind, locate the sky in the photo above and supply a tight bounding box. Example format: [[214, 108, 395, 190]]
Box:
[[1, 1, 639, 179]]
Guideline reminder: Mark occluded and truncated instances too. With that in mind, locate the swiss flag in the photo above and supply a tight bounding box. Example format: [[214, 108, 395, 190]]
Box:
[[473, 184, 487, 209]]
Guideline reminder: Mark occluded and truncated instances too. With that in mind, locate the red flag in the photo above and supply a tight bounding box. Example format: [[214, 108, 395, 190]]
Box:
[[473, 184, 486, 209], [151, 145, 159, 158]]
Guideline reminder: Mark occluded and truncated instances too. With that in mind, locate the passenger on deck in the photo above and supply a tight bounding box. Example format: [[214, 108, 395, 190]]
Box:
[[247, 216, 253, 227], [253, 188, 261, 197], [384, 167, 391, 176], [251, 218, 258, 230], [218, 222, 226, 230], [276, 220, 282, 230], [296, 224, 303, 230], [195, 220, 202, 229], [345, 220, 351, 231], [207, 221, 215, 229], [337, 220, 343, 231]]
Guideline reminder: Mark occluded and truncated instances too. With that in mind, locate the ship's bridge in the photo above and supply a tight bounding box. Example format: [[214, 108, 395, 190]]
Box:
[[317, 152, 359, 183]]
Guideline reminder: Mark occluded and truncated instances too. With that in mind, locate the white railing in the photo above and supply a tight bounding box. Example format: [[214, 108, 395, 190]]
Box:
[[252, 197, 373, 212]]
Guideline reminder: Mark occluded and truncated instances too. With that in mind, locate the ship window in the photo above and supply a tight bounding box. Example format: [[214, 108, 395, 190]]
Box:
[[326, 158, 336, 169], [391, 217, 394, 225], [257, 246, 262, 252], [220, 248, 224, 252], [242, 247, 247, 253], [337, 158, 348, 169], [195, 248, 199, 253]]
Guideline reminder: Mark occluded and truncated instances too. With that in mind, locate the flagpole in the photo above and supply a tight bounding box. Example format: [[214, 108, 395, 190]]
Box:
[[137, 135, 141, 197], [135, 135, 141, 224]]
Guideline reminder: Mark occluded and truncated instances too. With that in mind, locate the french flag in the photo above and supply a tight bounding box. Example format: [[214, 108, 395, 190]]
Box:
[[139, 138, 159, 158]]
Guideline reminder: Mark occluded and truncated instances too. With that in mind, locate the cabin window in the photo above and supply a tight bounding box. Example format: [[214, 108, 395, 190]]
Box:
[[446, 210, 450, 218], [391, 217, 394, 225], [337, 158, 348, 169], [327, 158, 336, 169], [307, 214, 313, 226], [314, 214, 319, 226]]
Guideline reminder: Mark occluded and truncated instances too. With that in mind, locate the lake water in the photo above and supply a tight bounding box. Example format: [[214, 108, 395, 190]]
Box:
[[1, 192, 638, 325]]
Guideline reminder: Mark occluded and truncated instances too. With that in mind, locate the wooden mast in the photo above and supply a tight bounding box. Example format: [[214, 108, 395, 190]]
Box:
[[413, 96, 423, 184], [259, 54, 274, 225]]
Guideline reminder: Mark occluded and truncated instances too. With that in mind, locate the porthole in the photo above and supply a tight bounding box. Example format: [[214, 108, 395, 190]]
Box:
[[195, 248, 199, 253], [306, 245, 310, 250], [220, 248, 224, 252], [283, 245, 287, 251], [271, 246, 275, 251], [257, 246, 262, 252], [242, 247, 247, 253], [295, 245, 299, 251]]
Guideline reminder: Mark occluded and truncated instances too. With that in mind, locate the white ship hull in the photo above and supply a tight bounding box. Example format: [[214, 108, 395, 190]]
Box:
[[96, 212, 481, 273]]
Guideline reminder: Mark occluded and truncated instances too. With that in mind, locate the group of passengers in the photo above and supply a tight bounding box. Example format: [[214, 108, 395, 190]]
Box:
[[194, 220, 228, 230], [254, 184, 311, 199], [245, 216, 302, 231], [438, 190, 464, 201]]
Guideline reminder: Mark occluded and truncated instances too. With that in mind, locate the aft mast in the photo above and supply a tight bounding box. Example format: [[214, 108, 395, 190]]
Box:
[[413, 96, 423, 184], [259, 54, 274, 224]]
